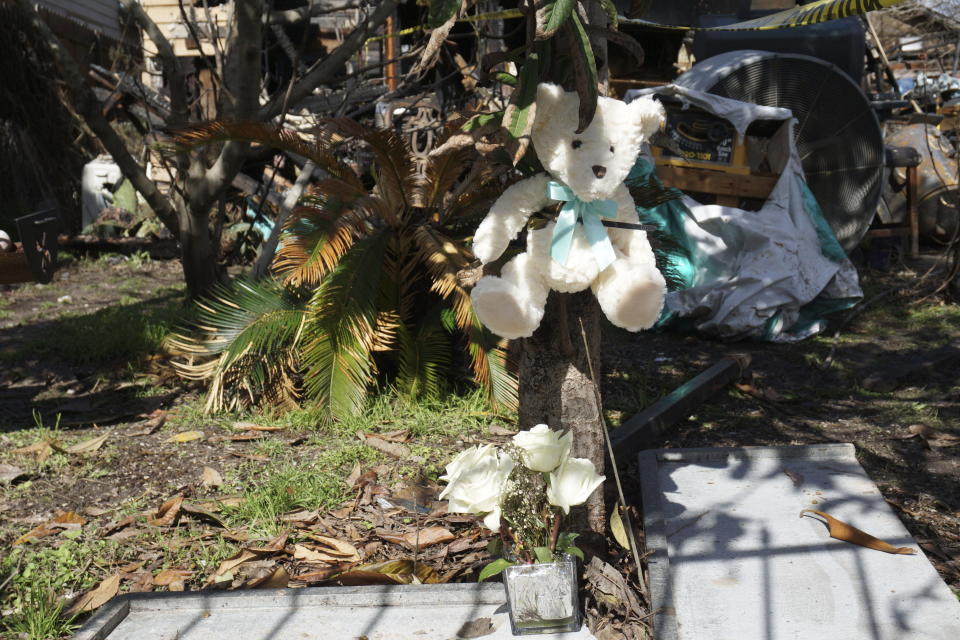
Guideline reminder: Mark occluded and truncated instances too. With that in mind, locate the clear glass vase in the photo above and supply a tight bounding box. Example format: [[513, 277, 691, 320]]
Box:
[[502, 553, 580, 635]]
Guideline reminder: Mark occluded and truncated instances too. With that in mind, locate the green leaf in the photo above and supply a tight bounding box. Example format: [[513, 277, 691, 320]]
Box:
[[503, 50, 540, 141], [537, 0, 574, 40], [427, 0, 460, 29], [567, 12, 598, 133], [462, 112, 503, 133], [533, 546, 554, 564], [565, 545, 584, 561], [486, 538, 503, 557], [492, 72, 517, 87], [478, 558, 515, 582], [555, 531, 579, 553]]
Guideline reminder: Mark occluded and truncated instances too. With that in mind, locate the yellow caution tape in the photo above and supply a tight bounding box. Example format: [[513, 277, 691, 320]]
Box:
[[622, 0, 907, 31], [365, 0, 905, 44]]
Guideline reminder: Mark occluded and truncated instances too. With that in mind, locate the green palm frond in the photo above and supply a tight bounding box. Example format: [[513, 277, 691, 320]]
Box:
[[274, 182, 379, 287], [465, 311, 518, 411], [166, 120, 358, 185], [395, 307, 452, 400], [166, 279, 307, 412], [300, 231, 392, 419]]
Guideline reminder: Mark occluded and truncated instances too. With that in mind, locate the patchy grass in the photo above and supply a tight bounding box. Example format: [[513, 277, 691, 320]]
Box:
[[24, 290, 184, 366]]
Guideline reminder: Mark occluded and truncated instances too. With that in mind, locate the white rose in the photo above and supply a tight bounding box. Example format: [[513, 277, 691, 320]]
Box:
[[547, 457, 605, 515], [439, 445, 513, 531], [512, 424, 572, 472]]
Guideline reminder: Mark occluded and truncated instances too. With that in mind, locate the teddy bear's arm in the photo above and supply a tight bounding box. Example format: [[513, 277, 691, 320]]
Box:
[[471, 173, 553, 264]]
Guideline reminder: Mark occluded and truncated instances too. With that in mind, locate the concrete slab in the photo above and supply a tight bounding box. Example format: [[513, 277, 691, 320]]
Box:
[[72, 583, 598, 640], [639, 443, 960, 640]]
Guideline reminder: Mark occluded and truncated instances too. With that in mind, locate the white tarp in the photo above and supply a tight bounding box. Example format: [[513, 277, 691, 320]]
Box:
[[625, 86, 862, 340]]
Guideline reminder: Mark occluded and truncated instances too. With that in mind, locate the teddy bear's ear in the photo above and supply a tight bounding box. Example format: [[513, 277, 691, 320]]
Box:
[[628, 97, 666, 141], [535, 83, 565, 120]]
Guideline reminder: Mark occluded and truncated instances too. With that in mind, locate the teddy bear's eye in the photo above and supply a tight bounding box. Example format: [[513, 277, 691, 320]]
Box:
[[571, 140, 582, 149], [609, 145, 615, 153]]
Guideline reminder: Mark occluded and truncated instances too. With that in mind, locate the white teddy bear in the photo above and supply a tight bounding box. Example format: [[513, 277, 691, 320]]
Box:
[[470, 83, 668, 339]]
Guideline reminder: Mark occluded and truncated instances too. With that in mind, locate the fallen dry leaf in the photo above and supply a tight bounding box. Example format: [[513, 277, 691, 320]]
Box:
[[207, 549, 261, 585], [800, 509, 916, 554], [456, 617, 497, 638], [0, 463, 26, 484], [336, 559, 442, 585], [488, 424, 517, 436], [66, 573, 120, 615], [65, 432, 110, 455], [181, 501, 227, 528], [167, 430, 204, 443], [296, 536, 360, 563], [233, 421, 286, 432], [148, 496, 184, 527], [13, 511, 86, 546], [154, 568, 193, 586], [279, 509, 317, 523], [357, 432, 410, 458], [377, 429, 412, 443], [127, 410, 167, 436], [228, 432, 267, 442], [392, 527, 455, 550], [12, 440, 56, 464], [100, 515, 135, 538], [201, 466, 223, 487], [291, 563, 351, 584], [246, 565, 290, 589], [83, 505, 112, 517], [248, 532, 289, 553]]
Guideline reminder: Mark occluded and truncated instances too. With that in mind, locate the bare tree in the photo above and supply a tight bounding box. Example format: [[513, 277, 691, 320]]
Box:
[[17, 0, 397, 297]]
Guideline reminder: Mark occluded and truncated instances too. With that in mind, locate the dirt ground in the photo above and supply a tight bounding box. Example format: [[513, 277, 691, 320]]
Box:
[[0, 248, 958, 634]]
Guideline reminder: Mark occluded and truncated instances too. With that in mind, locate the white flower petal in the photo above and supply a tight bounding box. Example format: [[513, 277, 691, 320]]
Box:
[[547, 457, 605, 514], [512, 424, 570, 472]]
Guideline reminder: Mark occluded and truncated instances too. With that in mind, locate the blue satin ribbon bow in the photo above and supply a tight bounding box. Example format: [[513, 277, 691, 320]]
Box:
[[547, 181, 617, 270]]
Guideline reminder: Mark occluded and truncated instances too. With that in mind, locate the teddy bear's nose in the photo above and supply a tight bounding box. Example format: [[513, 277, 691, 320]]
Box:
[[592, 165, 606, 178]]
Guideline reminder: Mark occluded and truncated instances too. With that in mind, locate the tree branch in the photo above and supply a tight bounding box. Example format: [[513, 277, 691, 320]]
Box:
[[16, 0, 180, 235], [200, 0, 265, 207], [118, 0, 189, 126], [269, 0, 362, 27], [259, 0, 398, 120]]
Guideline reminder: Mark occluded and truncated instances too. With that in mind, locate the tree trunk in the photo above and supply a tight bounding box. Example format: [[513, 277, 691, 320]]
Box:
[[179, 201, 221, 298], [518, 290, 605, 536]]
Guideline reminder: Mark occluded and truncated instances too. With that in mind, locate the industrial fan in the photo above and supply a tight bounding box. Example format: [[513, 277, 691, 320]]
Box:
[[675, 50, 885, 253]]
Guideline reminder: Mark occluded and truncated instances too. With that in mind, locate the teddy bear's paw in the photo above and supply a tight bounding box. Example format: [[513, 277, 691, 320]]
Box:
[[594, 267, 666, 332], [471, 278, 543, 339]]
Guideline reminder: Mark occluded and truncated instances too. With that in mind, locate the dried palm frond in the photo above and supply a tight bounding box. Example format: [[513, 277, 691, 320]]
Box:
[[167, 120, 355, 183], [166, 279, 306, 412]]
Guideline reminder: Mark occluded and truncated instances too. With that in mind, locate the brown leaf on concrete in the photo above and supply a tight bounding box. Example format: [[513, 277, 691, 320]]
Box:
[[800, 509, 916, 554], [456, 616, 496, 638], [13, 511, 86, 546], [148, 495, 184, 527], [65, 573, 120, 615], [201, 466, 223, 487]]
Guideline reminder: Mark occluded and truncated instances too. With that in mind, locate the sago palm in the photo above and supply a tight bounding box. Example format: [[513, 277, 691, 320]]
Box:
[[167, 118, 516, 418]]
